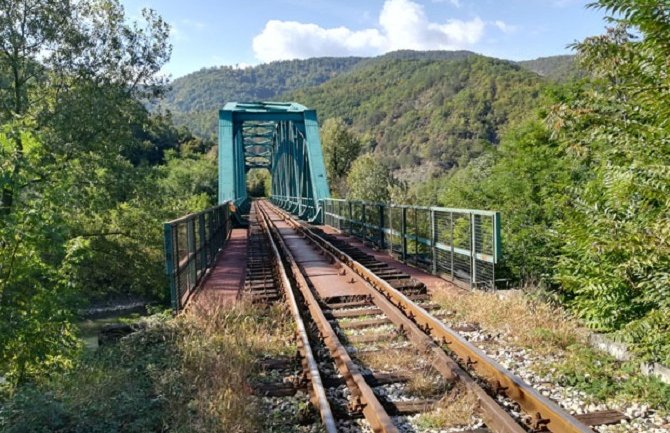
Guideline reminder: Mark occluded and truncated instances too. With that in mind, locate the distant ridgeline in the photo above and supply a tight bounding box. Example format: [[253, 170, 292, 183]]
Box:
[[159, 51, 578, 171]]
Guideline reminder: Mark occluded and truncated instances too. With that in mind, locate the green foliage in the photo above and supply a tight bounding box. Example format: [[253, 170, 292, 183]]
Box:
[[406, 0, 670, 361], [550, 2, 670, 331], [292, 55, 545, 171], [160, 57, 364, 137], [164, 51, 575, 158], [1, 317, 176, 433], [517, 55, 583, 82], [0, 304, 296, 433], [621, 310, 670, 365], [405, 119, 571, 282], [550, 345, 670, 410], [346, 154, 393, 203], [321, 117, 362, 192], [246, 168, 271, 197], [0, 0, 217, 389]]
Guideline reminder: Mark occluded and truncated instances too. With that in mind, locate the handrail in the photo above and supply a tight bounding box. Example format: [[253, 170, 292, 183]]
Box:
[[324, 197, 499, 217], [322, 198, 501, 290], [163, 202, 234, 311]]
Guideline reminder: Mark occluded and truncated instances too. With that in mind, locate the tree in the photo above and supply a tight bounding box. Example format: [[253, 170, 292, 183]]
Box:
[[321, 117, 362, 185], [346, 153, 393, 203], [0, 0, 172, 387], [0, 0, 170, 214], [435, 120, 573, 282], [246, 168, 271, 197], [549, 1, 670, 345]]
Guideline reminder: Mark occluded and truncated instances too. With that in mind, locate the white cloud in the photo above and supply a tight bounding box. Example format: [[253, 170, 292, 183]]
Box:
[[252, 0, 488, 62], [494, 20, 517, 34]]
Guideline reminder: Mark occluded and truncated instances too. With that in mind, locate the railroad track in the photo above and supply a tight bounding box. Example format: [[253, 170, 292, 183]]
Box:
[[250, 199, 622, 433]]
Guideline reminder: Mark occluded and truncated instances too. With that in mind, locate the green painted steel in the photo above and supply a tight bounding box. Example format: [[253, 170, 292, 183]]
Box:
[[218, 101, 331, 220], [321, 198, 502, 290]]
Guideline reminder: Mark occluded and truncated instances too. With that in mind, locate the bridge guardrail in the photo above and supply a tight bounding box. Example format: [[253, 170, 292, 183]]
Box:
[[163, 202, 234, 311], [322, 198, 501, 290]]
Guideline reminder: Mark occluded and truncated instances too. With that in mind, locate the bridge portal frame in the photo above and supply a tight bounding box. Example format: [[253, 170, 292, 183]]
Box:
[[218, 102, 330, 221]]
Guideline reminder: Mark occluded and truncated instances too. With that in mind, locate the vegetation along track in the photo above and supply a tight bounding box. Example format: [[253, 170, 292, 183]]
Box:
[[251, 199, 621, 433]]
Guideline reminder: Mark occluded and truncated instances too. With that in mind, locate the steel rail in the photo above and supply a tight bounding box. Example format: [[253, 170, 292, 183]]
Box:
[[267, 202, 525, 433], [266, 200, 594, 433], [254, 204, 338, 433], [257, 201, 400, 433]]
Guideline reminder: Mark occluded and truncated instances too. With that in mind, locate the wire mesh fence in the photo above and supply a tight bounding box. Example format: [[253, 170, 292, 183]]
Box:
[[323, 198, 501, 290], [163, 202, 234, 311]]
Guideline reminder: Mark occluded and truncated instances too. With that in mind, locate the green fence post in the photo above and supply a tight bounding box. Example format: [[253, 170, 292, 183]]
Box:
[[470, 213, 477, 289], [198, 213, 206, 272], [361, 202, 366, 241], [494, 211, 502, 263], [379, 204, 385, 249], [450, 212, 455, 282], [431, 209, 437, 274], [414, 208, 419, 265], [187, 218, 196, 297], [401, 207, 407, 261]]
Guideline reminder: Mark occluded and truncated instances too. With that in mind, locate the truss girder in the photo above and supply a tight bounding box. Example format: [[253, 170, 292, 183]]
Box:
[[218, 102, 331, 221]]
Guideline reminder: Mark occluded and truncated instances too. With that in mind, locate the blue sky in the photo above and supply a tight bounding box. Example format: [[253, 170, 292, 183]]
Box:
[[120, 0, 610, 78]]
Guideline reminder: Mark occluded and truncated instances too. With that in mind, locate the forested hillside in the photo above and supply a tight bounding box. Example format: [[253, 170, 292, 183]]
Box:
[[517, 55, 580, 81], [291, 55, 546, 174], [161, 51, 572, 142], [160, 57, 364, 137], [335, 3, 670, 365]]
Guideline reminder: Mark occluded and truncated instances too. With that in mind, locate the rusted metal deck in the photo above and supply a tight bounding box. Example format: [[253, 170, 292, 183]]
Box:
[[269, 214, 369, 299], [319, 225, 464, 297], [195, 228, 248, 306]]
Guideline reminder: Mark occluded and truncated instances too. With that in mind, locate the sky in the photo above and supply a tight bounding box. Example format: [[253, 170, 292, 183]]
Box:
[[120, 0, 611, 78]]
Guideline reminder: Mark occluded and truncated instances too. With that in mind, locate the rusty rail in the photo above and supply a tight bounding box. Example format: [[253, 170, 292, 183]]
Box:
[[254, 205, 338, 433], [264, 200, 593, 433], [258, 202, 400, 433]]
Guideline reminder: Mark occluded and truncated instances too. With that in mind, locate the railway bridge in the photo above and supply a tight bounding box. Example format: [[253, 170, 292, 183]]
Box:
[[160, 102, 606, 433], [164, 101, 501, 310]]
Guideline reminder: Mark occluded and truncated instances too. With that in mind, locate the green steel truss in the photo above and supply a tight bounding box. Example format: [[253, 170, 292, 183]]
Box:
[[218, 102, 331, 221]]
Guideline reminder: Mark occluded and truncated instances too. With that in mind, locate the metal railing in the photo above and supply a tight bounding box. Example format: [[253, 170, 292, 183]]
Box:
[[163, 202, 234, 311], [322, 198, 501, 290]]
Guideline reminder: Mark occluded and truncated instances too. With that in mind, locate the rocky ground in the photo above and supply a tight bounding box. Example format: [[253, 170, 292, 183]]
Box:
[[432, 293, 670, 433]]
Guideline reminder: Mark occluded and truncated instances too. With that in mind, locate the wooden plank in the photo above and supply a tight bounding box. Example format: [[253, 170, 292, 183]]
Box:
[[337, 317, 392, 329], [330, 307, 383, 318], [574, 410, 627, 426], [347, 332, 401, 344], [252, 382, 300, 397]]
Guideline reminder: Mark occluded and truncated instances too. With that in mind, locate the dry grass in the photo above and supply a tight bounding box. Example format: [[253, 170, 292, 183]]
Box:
[[356, 345, 449, 398], [433, 286, 585, 353], [356, 346, 418, 371], [160, 301, 296, 433], [406, 368, 449, 398], [416, 383, 480, 429]]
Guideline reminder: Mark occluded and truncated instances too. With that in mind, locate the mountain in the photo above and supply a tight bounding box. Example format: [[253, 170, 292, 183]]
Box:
[[517, 55, 580, 82], [160, 57, 364, 138], [289, 54, 545, 172], [160, 52, 575, 170]]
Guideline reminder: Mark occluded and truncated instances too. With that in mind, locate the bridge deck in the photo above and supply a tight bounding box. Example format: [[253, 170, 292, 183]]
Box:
[[195, 228, 248, 306], [272, 216, 370, 299], [319, 226, 464, 297], [190, 221, 463, 309]]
